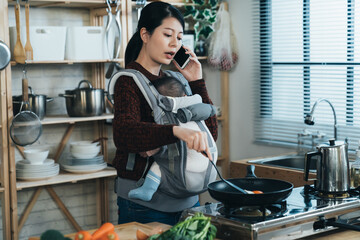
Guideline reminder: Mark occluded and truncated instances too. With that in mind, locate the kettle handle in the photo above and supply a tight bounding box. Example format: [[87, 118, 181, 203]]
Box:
[[304, 151, 321, 181]]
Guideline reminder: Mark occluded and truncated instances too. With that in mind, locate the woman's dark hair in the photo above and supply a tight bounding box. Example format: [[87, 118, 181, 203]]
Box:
[[153, 76, 185, 97], [125, 1, 185, 66]]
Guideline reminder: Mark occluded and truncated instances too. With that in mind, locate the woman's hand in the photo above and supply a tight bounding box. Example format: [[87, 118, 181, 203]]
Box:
[[173, 126, 213, 161], [173, 46, 202, 82]]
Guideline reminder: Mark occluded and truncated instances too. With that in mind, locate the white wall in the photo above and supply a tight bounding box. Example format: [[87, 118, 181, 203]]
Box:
[[225, 0, 292, 161]]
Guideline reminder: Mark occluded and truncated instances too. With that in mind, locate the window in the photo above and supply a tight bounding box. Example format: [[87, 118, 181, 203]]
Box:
[[254, 0, 360, 152]]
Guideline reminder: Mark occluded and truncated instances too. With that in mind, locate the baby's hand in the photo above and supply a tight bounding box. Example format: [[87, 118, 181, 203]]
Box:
[[139, 148, 161, 158]]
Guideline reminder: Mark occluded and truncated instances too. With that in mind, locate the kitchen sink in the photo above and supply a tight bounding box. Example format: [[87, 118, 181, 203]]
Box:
[[248, 154, 317, 172]]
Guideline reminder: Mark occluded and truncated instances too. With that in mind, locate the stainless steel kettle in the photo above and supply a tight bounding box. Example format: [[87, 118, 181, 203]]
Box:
[[304, 139, 350, 193]]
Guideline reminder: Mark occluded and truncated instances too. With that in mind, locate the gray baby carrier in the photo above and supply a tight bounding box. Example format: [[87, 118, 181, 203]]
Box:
[[108, 69, 216, 198]]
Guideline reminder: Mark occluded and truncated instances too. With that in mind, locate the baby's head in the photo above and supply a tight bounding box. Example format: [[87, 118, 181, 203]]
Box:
[[153, 76, 185, 97]]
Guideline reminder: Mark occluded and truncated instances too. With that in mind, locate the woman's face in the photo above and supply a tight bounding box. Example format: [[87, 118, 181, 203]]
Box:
[[143, 17, 183, 66]]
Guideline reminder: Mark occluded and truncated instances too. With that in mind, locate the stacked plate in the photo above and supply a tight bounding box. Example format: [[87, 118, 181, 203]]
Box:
[[60, 141, 107, 174], [16, 159, 60, 181], [60, 155, 107, 173]]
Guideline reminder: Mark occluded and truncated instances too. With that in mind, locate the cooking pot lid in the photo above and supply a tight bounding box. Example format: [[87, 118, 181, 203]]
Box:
[[0, 40, 11, 70]]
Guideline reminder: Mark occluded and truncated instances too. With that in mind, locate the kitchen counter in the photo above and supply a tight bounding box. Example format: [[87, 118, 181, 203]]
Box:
[[230, 154, 315, 187], [28, 221, 360, 239]]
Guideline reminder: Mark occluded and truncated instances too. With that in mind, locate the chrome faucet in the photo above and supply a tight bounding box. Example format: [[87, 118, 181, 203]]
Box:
[[304, 98, 337, 140]]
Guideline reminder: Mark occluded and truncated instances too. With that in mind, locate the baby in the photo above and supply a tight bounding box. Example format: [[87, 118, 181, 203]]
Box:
[[128, 76, 217, 201]]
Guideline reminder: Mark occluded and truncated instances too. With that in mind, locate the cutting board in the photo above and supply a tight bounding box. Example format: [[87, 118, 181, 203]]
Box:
[[29, 222, 171, 240]]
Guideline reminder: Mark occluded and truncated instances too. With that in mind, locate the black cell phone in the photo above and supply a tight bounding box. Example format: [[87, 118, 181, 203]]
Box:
[[173, 46, 190, 69]]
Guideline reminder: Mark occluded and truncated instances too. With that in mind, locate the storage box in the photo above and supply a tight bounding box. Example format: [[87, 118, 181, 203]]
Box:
[[9, 26, 67, 61], [65, 26, 108, 60]]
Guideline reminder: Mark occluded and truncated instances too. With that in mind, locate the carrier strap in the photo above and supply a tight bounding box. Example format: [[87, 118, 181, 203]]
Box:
[[196, 121, 216, 189], [126, 153, 136, 171], [168, 143, 179, 174]]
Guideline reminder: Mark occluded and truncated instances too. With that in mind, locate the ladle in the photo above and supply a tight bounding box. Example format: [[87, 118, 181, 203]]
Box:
[[207, 158, 249, 194]]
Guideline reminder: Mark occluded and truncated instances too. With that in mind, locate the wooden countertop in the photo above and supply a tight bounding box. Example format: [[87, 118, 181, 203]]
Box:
[[28, 220, 360, 239], [29, 222, 171, 240], [300, 228, 360, 239]]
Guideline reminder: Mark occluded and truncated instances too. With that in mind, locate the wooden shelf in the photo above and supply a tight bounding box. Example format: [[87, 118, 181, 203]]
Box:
[[7, 0, 107, 8], [16, 167, 117, 190], [11, 59, 124, 66], [41, 114, 113, 125]]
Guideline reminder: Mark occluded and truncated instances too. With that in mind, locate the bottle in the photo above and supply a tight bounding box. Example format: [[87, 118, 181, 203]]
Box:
[[350, 144, 360, 188]]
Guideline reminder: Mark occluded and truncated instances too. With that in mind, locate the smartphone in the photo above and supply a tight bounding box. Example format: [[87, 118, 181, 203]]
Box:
[[173, 46, 190, 69]]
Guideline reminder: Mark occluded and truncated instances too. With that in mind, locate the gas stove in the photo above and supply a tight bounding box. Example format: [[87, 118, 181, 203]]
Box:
[[181, 186, 360, 239]]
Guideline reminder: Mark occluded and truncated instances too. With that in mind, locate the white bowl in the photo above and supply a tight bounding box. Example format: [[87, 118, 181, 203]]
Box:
[[71, 144, 100, 152], [70, 141, 99, 147], [24, 149, 49, 165], [71, 151, 99, 159]]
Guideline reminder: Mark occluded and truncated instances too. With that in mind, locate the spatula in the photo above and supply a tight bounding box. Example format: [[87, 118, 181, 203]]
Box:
[[14, 0, 26, 64], [24, 1, 33, 60]]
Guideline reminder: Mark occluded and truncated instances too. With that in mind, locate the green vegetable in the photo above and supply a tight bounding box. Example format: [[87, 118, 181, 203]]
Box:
[[148, 213, 217, 240], [40, 229, 71, 240]]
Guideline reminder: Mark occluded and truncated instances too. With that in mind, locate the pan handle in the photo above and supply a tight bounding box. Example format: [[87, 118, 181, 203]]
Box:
[[58, 93, 74, 98], [246, 165, 257, 178], [304, 151, 320, 181]]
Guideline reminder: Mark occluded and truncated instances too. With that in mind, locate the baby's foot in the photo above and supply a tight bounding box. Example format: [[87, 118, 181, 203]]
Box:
[[128, 170, 160, 201]]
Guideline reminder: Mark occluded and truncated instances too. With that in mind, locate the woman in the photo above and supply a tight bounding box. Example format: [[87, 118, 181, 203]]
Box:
[[112, 1, 218, 225]]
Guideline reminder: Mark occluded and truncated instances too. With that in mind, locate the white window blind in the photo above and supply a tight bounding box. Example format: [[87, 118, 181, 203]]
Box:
[[253, 0, 360, 151]]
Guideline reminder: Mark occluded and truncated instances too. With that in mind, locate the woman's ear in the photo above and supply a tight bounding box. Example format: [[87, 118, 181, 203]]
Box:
[[139, 27, 150, 43]]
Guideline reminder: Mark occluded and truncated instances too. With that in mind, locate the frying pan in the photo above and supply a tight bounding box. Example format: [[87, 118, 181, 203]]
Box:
[[208, 165, 293, 207]]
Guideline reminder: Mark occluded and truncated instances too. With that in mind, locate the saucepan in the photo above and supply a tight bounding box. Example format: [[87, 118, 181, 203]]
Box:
[[13, 86, 53, 120], [207, 165, 293, 207], [59, 80, 104, 117]]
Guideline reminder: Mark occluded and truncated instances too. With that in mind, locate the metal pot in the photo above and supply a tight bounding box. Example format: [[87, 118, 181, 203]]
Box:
[[13, 86, 53, 120], [59, 80, 104, 117], [304, 139, 350, 193]]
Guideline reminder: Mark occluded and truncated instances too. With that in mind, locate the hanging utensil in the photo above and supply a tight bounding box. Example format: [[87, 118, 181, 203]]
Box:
[[14, 0, 26, 64], [0, 39, 11, 70], [10, 68, 42, 146], [134, 0, 146, 20], [208, 159, 248, 194], [24, 0, 33, 60], [105, 0, 122, 78]]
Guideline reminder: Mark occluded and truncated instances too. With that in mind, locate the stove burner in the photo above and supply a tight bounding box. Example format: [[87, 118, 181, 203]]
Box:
[[319, 191, 349, 198], [303, 185, 359, 200], [218, 201, 287, 222]]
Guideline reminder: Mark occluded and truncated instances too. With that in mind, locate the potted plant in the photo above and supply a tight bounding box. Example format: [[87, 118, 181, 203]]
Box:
[[183, 0, 219, 55]]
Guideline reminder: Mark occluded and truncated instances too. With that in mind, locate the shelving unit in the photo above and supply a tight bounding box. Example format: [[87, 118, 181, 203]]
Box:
[[1, 0, 230, 239], [2, 0, 128, 239]]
